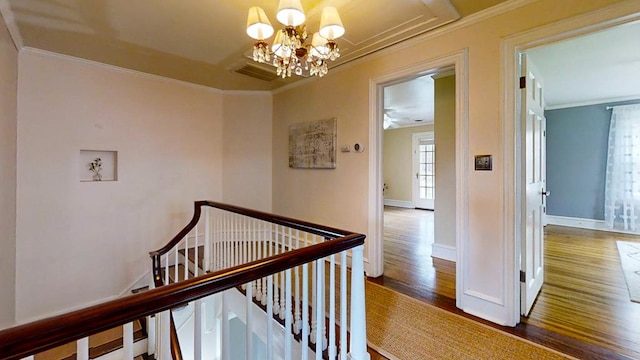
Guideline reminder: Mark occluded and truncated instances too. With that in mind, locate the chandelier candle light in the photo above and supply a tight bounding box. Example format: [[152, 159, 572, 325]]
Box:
[[246, 0, 345, 78]]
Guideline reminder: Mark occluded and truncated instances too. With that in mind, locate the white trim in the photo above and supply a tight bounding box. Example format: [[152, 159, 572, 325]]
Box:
[[546, 215, 640, 236], [502, 0, 640, 327], [431, 244, 456, 262], [383, 199, 414, 208], [0, 0, 23, 50], [119, 270, 152, 297], [21, 47, 225, 94], [223, 90, 273, 96], [545, 95, 640, 110], [368, 49, 469, 288]]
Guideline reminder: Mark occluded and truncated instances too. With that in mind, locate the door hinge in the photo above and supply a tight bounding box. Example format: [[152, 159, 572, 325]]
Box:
[[519, 76, 526, 89], [520, 270, 526, 282]]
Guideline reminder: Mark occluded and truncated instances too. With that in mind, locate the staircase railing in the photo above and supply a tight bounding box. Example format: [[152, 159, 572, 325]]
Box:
[[0, 201, 369, 360], [149, 201, 370, 360]]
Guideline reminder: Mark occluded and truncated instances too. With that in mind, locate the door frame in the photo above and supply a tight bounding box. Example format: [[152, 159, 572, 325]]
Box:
[[502, 4, 640, 324], [367, 49, 469, 308], [412, 131, 435, 210]]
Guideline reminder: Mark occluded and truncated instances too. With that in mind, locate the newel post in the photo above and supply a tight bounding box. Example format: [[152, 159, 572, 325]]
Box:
[[348, 245, 370, 360]]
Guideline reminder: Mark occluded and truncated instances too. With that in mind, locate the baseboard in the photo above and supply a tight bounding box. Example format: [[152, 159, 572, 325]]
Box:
[[383, 199, 414, 208], [119, 270, 152, 297], [432, 243, 456, 262], [546, 215, 640, 235]]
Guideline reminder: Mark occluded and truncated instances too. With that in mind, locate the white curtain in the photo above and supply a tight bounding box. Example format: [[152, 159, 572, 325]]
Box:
[[604, 104, 640, 232]]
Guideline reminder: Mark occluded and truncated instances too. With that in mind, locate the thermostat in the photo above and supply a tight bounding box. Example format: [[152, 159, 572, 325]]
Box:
[[353, 143, 365, 153]]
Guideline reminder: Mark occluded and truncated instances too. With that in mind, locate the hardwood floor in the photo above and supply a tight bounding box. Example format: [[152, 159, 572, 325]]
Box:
[[368, 207, 640, 360]]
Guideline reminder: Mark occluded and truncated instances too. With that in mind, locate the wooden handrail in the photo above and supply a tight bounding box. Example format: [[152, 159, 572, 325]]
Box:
[[0, 233, 365, 360], [149, 201, 350, 258]]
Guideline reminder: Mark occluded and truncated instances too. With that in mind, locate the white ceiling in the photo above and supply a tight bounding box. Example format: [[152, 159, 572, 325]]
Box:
[[0, 0, 518, 91], [383, 75, 435, 128], [528, 21, 640, 109], [382, 20, 640, 130]]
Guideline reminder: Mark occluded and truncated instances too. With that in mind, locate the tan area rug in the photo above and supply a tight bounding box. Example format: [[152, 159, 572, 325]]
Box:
[[365, 281, 575, 360], [616, 241, 640, 303]]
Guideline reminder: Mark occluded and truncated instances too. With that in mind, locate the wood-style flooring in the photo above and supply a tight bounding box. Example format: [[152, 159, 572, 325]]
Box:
[[368, 207, 640, 360]]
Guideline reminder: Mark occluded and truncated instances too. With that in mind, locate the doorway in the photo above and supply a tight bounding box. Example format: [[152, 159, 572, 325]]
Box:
[[367, 50, 469, 309], [506, 5, 640, 345]]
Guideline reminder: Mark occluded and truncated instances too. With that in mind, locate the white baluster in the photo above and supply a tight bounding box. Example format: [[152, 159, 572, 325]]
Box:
[[124, 322, 134, 359], [348, 245, 370, 360], [252, 218, 258, 296], [267, 275, 274, 360], [273, 226, 280, 316], [77, 337, 89, 360], [302, 262, 309, 360], [194, 299, 203, 360], [310, 237, 317, 341], [329, 254, 336, 359], [246, 282, 253, 360], [315, 259, 324, 359], [294, 230, 301, 334], [157, 310, 171, 360], [184, 234, 189, 281], [280, 227, 286, 319], [285, 268, 293, 360], [147, 316, 156, 358], [224, 213, 230, 269], [204, 207, 211, 272], [174, 246, 178, 283], [234, 214, 239, 267], [260, 221, 268, 305], [195, 224, 199, 277], [340, 251, 348, 360]]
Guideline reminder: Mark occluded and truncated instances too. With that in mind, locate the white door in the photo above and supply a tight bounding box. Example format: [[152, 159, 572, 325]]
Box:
[[413, 132, 435, 210], [520, 53, 547, 316]]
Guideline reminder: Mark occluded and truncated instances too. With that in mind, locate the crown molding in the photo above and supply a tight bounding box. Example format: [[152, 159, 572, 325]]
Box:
[[546, 95, 640, 111], [0, 0, 23, 50], [223, 90, 272, 96], [22, 47, 225, 94], [273, 0, 538, 95]]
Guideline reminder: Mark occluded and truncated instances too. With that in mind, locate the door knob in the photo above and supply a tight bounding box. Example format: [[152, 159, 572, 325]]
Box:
[[542, 190, 550, 197]]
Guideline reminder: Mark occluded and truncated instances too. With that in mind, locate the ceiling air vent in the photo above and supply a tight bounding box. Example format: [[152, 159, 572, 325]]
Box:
[[234, 63, 278, 82]]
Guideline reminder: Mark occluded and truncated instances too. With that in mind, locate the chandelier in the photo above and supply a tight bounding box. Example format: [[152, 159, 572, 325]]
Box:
[[246, 0, 345, 78]]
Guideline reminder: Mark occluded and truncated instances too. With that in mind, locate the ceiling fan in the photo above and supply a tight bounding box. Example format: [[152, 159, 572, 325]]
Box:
[[383, 108, 410, 129]]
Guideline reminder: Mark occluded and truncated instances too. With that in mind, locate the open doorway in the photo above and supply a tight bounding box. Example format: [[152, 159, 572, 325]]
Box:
[[378, 73, 455, 298], [512, 19, 640, 358], [367, 49, 468, 306]]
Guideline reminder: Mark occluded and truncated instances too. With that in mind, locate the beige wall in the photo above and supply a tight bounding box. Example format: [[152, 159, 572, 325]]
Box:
[[383, 125, 434, 203], [0, 13, 18, 328], [434, 75, 456, 248], [15, 50, 224, 322], [272, 0, 629, 322], [272, 74, 369, 232], [223, 93, 273, 212]]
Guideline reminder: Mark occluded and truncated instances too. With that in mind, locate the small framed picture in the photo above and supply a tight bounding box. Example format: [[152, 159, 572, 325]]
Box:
[[474, 154, 492, 171]]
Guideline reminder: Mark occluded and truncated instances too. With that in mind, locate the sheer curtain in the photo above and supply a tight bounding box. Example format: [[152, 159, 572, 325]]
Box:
[[604, 104, 640, 232]]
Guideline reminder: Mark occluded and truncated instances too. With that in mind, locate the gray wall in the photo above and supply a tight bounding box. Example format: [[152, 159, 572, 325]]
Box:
[[546, 99, 640, 220]]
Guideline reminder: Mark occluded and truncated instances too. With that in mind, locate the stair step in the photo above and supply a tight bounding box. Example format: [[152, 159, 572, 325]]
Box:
[[178, 245, 205, 266], [162, 264, 193, 284], [34, 319, 146, 360]]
